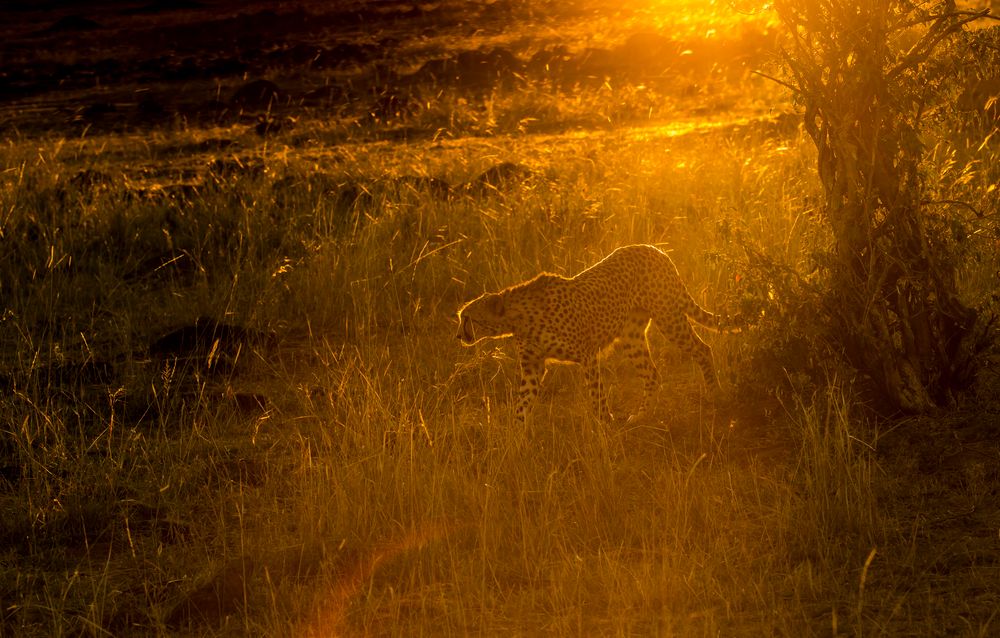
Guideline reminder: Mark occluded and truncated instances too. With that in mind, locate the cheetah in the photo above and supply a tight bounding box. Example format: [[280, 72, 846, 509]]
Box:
[[456, 244, 739, 423]]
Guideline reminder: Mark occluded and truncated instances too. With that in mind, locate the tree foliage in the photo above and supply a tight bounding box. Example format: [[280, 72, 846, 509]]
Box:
[[772, 0, 994, 412]]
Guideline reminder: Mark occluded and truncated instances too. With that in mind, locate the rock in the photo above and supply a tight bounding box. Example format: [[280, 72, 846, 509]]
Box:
[[148, 317, 275, 373], [230, 79, 282, 109], [468, 161, 533, 193]]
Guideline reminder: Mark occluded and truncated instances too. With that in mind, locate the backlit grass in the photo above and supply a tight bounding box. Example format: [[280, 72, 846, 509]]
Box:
[[0, 2, 998, 637]]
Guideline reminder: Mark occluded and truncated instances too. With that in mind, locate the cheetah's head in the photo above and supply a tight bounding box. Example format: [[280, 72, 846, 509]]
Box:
[[456, 291, 512, 345]]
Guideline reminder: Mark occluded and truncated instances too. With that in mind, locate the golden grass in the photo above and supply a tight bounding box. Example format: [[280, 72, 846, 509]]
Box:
[[0, 118, 905, 636], [0, 6, 997, 635]]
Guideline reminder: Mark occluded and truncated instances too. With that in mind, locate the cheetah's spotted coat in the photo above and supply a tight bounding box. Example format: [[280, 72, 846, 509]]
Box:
[[456, 244, 737, 422]]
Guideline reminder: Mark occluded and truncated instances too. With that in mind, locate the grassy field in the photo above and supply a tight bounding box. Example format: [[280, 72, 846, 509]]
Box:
[[0, 1, 998, 636]]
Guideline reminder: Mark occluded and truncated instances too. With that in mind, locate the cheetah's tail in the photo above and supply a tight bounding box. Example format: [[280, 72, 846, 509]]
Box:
[[684, 296, 743, 333]]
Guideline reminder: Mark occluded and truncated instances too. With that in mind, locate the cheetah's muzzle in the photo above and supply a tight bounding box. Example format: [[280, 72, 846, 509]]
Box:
[[457, 315, 476, 345]]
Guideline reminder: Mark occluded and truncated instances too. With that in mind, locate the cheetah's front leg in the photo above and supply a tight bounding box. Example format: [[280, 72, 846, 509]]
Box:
[[582, 359, 613, 421], [514, 349, 544, 423]]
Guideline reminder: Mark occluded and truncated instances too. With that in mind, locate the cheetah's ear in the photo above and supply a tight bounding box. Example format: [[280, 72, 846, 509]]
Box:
[[486, 293, 505, 317]]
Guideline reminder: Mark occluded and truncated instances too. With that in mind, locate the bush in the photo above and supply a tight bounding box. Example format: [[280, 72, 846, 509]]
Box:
[[768, 0, 996, 412]]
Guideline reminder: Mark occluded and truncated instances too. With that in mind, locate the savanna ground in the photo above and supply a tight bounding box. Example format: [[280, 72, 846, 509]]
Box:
[[0, 0, 998, 635]]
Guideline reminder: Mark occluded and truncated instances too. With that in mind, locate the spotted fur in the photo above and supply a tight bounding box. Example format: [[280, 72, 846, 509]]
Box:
[[456, 244, 738, 422]]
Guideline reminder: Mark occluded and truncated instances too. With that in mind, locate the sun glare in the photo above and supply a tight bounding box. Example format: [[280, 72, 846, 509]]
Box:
[[613, 0, 777, 42]]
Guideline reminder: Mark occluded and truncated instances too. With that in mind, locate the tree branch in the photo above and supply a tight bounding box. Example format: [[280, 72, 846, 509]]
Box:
[[751, 70, 799, 94], [888, 9, 989, 80], [920, 199, 985, 218]]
